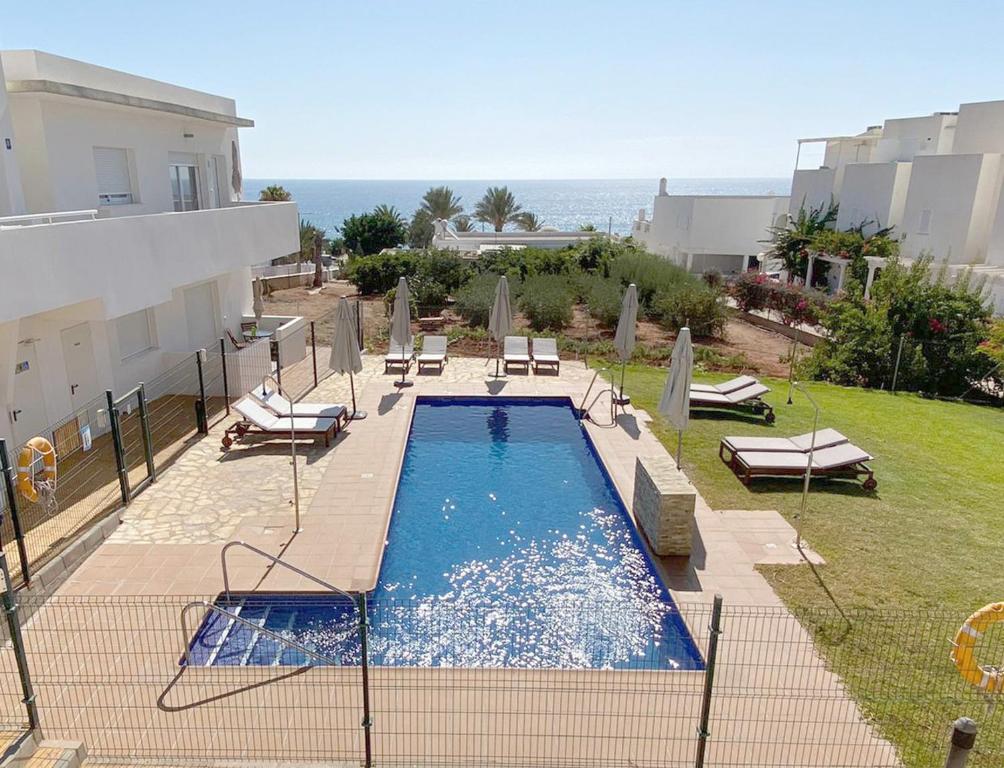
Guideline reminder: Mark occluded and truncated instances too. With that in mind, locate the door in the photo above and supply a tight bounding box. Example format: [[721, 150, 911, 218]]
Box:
[[60, 323, 101, 413], [170, 164, 200, 211], [184, 282, 219, 351], [10, 342, 50, 444]]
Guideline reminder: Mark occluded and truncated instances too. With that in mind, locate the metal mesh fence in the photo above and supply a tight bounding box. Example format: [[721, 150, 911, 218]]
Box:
[[2, 595, 1002, 766]]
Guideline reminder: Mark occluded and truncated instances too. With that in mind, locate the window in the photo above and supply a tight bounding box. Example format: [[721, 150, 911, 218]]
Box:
[[206, 155, 224, 208], [116, 309, 156, 360], [918, 209, 932, 235], [169, 163, 200, 212], [93, 147, 134, 205]]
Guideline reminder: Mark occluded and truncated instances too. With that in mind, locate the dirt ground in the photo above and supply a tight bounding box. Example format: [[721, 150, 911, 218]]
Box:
[[262, 281, 793, 377]]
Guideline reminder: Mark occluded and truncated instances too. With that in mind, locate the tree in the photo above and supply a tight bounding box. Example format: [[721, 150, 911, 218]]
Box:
[[298, 219, 326, 287], [764, 200, 839, 283], [515, 212, 544, 232], [420, 186, 463, 221], [340, 207, 407, 255], [474, 186, 522, 232], [453, 215, 475, 232], [259, 184, 291, 202], [408, 210, 434, 249], [579, 223, 597, 232]]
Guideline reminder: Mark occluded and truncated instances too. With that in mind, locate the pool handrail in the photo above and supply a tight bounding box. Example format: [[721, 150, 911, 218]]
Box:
[[179, 599, 341, 667], [577, 365, 618, 425], [221, 540, 356, 603]]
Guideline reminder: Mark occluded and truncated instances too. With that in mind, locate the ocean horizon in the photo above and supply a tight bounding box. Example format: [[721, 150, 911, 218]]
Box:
[[242, 178, 791, 236]]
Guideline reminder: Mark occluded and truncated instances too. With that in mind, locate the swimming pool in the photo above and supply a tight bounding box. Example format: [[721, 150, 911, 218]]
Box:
[[189, 397, 702, 670]]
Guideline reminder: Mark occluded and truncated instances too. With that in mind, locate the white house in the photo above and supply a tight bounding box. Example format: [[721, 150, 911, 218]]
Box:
[[791, 102, 1004, 312], [431, 219, 602, 255], [0, 50, 300, 448], [631, 178, 789, 275]]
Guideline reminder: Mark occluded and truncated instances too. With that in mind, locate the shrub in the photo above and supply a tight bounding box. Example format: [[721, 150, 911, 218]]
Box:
[[652, 282, 728, 337], [728, 271, 774, 312], [383, 285, 419, 319], [415, 250, 473, 294], [607, 249, 693, 311], [346, 251, 419, 294], [455, 273, 504, 327], [584, 278, 624, 327], [340, 208, 407, 256], [519, 275, 574, 330]]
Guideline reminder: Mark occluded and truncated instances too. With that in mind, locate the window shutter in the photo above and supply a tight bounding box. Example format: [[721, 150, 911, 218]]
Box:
[[93, 148, 133, 204]]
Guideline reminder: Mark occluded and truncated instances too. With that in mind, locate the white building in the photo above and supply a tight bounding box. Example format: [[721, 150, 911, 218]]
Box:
[[792, 101, 1004, 313], [631, 178, 789, 275], [0, 50, 299, 447], [431, 219, 603, 255]]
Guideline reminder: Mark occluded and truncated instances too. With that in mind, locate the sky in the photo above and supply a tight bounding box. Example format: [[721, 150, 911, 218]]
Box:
[[3, 0, 1004, 180]]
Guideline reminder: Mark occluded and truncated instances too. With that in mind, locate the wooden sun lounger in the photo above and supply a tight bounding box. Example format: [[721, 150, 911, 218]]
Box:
[[730, 442, 876, 489], [531, 337, 560, 374], [690, 381, 775, 423], [417, 335, 448, 372], [222, 398, 338, 449], [384, 343, 414, 373], [719, 428, 848, 466], [503, 336, 530, 373], [257, 389, 348, 429]]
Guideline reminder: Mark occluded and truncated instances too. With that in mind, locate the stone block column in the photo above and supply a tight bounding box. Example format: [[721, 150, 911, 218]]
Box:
[[632, 456, 696, 556]]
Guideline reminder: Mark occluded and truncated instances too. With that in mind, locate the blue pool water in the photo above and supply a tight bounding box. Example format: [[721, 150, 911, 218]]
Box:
[[189, 397, 702, 670]]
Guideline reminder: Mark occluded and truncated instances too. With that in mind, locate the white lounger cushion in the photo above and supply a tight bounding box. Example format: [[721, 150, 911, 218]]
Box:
[[532, 338, 559, 360], [234, 398, 335, 433], [385, 345, 413, 361], [262, 390, 345, 420], [504, 336, 530, 360], [738, 443, 872, 471], [691, 375, 758, 395], [691, 382, 769, 405], [724, 428, 848, 454], [418, 336, 447, 361]]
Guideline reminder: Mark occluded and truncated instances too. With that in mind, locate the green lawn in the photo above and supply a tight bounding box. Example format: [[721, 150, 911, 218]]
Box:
[[610, 364, 1004, 765]]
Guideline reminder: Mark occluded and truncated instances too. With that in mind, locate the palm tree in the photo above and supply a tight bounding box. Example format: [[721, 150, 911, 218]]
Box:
[[453, 215, 475, 232], [474, 186, 522, 232], [373, 204, 406, 228], [764, 200, 839, 283], [515, 212, 544, 232], [420, 186, 463, 221], [259, 184, 291, 202]]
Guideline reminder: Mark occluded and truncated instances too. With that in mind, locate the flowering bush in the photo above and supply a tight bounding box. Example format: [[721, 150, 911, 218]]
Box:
[[728, 271, 827, 327]]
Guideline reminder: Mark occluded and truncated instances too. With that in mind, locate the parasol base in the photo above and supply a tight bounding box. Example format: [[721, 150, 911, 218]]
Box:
[[394, 381, 414, 389], [350, 410, 368, 420]]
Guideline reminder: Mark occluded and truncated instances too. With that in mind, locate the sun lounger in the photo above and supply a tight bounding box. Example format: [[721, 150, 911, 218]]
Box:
[[222, 397, 338, 449], [503, 336, 530, 373], [690, 381, 775, 423], [256, 388, 348, 428], [384, 342, 414, 373], [719, 428, 848, 465], [690, 375, 758, 395], [417, 335, 448, 373], [531, 337, 560, 374], [730, 442, 876, 489]]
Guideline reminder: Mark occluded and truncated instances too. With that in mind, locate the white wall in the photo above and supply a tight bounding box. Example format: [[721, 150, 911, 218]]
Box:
[[952, 101, 1004, 155], [789, 168, 837, 217], [0, 56, 26, 216], [836, 162, 913, 235], [900, 153, 1003, 264], [871, 114, 956, 163]]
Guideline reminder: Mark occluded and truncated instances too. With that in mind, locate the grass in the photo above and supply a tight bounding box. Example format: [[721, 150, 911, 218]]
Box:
[[610, 364, 1004, 766]]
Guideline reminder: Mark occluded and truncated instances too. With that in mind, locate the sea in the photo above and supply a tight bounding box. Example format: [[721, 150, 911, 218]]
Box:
[[241, 178, 790, 237]]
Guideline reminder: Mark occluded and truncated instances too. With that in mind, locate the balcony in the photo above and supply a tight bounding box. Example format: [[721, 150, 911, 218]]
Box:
[[0, 201, 299, 324]]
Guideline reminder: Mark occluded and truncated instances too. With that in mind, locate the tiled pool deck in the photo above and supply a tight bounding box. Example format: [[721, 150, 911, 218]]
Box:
[[9, 356, 898, 765]]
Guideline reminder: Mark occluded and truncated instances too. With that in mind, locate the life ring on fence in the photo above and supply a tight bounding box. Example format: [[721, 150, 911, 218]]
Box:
[[16, 436, 58, 504], [951, 602, 1004, 693]]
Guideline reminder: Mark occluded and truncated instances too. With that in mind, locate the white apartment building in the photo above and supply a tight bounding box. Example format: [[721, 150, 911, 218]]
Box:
[[631, 178, 790, 275], [431, 219, 603, 255], [0, 50, 299, 448], [792, 101, 1004, 313]]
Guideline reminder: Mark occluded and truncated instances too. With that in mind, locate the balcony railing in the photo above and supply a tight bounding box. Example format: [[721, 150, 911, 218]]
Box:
[[0, 209, 98, 228]]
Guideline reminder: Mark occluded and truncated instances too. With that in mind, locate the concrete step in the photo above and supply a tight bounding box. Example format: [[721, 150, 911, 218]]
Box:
[[1, 734, 86, 768]]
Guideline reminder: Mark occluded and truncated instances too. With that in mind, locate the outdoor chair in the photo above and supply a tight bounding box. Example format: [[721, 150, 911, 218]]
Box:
[[222, 397, 338, 449], [385, 342, 414, 373], [503, 336, 530, 373], [689, 380, 775, 423], [729, 442, 876, 489], [226, 328, 248, 351], [531, 337, 560, 374], [417, 335, 448, 373], [255, 388, 348, 429], [719, 428, 848, 466], [690, 375, 759, 395]]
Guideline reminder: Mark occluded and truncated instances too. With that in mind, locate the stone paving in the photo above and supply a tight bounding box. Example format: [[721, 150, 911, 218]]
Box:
[[8, 353, 900, 766]]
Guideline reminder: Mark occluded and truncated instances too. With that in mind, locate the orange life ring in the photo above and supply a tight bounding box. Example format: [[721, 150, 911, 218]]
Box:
[[16, 436, 57, 504], [951, 602, 1004, 693]]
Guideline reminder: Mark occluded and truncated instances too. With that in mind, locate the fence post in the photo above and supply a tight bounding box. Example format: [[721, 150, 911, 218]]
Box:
[[137, 383, 156, 484], [273, 339, 282, 391], [357, 592, 372, 768], [194, 350, 208, 435], [310, 321, 319, 388], [106, 390, 130, 506], [219, 338, 230, 417], [695, 594, 723, 768], [891, 335, 905, 394], [944, 717, 978, 768], [0, 550, 39, 733], [0, 440, 31, 586]]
